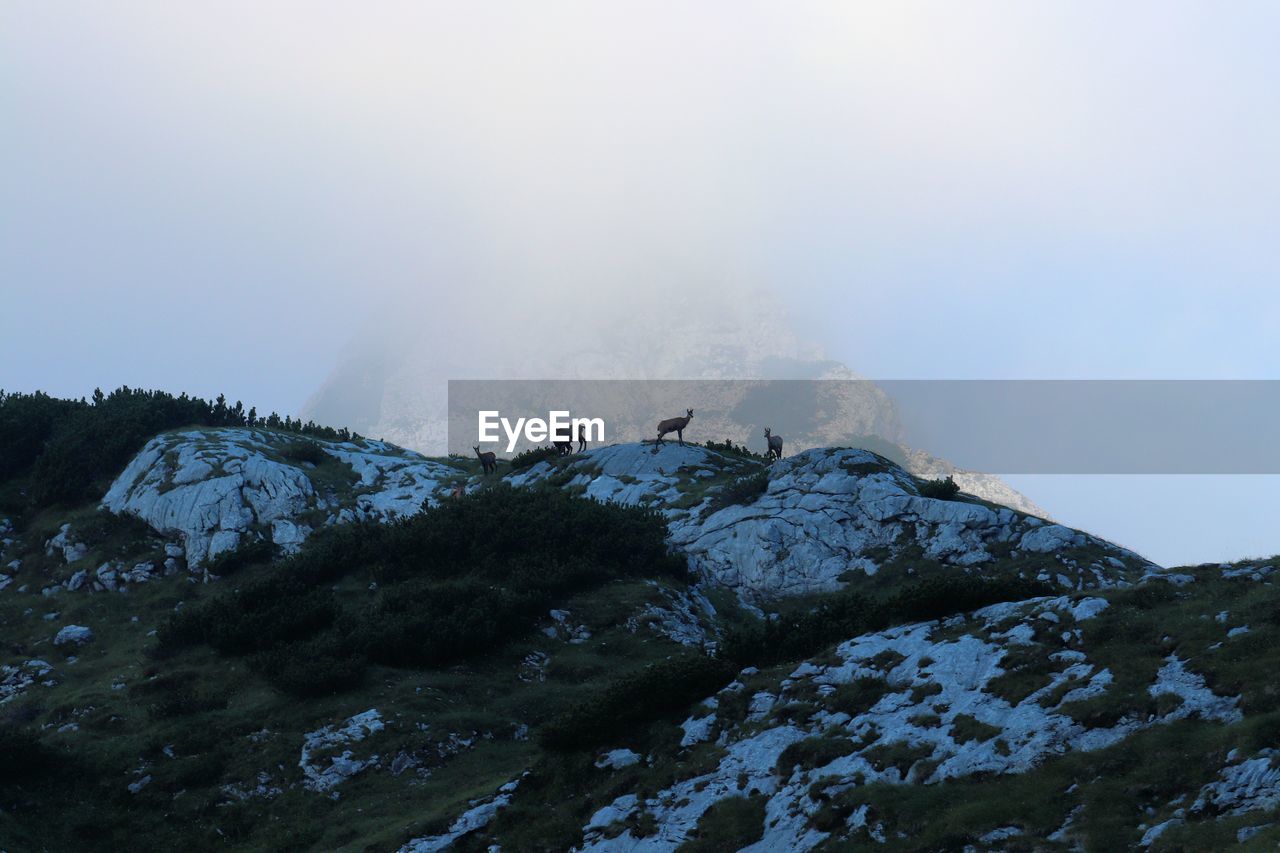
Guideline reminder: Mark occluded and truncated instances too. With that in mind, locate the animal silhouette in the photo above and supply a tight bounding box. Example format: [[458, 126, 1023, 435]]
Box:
[[764, 427, 784, 461], [656, 409, 694, 446], [473, 445, 497, 475]]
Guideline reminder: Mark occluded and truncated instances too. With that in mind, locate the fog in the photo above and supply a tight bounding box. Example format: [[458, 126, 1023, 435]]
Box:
[[3, 2, 1279, 565]]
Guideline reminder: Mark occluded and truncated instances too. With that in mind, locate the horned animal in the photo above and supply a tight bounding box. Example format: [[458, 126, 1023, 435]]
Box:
[[574, 422, 587, 453], [764, 427, 784, 461], [656, 408, 694, 446], [473, 445, 497, 475]]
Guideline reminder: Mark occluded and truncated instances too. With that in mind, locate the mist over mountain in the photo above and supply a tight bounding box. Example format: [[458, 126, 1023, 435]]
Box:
[[302, 289, 1051, 517]]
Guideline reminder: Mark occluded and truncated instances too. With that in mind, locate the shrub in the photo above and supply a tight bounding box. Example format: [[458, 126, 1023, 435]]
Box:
[[723, 576, 1054, 670], [280, 440, 328, 466], [862, 741, 936, 777], [883, 575, 1052, 625], [917, 475, 960, 500], [539, 654, 736, 752], [826, 677, 891, 718], [677, 794, 767, 852], [162, 487, 688, 696], [510, 445, 560, 471], [702, 439, 768, 462], [251, 633, 367, 698], [775, 735, 856, 776], [202, 538, 276, 577], [0, 726, 53, 782], [949, 713, 1001, 744], [705, 471, 770, 516]]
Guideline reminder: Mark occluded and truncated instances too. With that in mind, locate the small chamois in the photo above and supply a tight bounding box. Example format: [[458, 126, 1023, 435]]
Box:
[[473, 445, 497, 475], [764, 427, 784, 461], [656, 408, 694, 446]]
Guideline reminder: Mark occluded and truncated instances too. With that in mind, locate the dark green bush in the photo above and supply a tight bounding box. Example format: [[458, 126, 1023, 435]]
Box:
[[677, 794, 767, 852], [881, 575, 1052, 624], [251, 632, 367, 697], [539, 654, 736, 752], [510, 445, 560, 471], [280, 439, 328, 466], [702, 439, 768, 462], [705, 471, 770, 516], [162, 487, 688, 696], [202, 538, 276, 577], [723, 575, 1054, 669], [0, 726, 53, 782], [776, 735, 856, 775], [917, 476, 960, 500]]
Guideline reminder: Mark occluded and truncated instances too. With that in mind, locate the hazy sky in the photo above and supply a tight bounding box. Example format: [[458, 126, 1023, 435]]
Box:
[[3, 3, 1278, 565]]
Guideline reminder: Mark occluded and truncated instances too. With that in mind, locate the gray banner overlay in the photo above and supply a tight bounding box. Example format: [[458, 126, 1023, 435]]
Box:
[[447, 379, 1280, 474]]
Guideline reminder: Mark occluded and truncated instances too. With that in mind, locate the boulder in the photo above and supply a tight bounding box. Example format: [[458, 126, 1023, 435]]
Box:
[[53, 625, 93, 646]]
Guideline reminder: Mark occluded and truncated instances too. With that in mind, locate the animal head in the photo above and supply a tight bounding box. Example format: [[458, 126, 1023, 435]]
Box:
[[686, 408, 694, 419], [473, 445, 481, 453], [764, 427, 772, 437]]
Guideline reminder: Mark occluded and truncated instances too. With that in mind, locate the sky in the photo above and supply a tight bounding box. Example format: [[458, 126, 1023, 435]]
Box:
[[3, 2, 1279, 566]]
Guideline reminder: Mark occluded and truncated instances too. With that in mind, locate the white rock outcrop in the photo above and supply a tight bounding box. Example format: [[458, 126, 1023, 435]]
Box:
[[578, 595, 1242, 852], [299, 709, 385, 794], [102, 428, 461, 566], [53, 625, 93, 646], [511, 444, 1151, 598]]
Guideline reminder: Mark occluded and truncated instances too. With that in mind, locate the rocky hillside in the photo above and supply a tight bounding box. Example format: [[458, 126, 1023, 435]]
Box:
[[94, 431, 1139, 597], [0, 416, 1276, 851], [510, 443, 1143, 598]]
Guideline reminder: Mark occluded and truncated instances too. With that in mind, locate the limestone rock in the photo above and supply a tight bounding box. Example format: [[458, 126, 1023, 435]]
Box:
[[54, 625, 93, 646], [102, 428, 460, 566], [511, 444, 1152, 598]]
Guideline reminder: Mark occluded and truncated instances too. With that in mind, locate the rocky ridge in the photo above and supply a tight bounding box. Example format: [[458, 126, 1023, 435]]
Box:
[[509, 442, 1152, 597]]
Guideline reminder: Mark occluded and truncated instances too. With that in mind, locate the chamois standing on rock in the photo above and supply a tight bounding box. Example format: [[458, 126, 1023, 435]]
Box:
[[574, 422, 587, 454], [656, 409, 694, 446], [764, 427, 784, 461], [473, 445, 497, 475]]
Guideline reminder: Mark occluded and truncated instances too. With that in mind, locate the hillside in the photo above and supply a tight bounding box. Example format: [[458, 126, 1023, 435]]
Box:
[[0, 402, 1277, 851]]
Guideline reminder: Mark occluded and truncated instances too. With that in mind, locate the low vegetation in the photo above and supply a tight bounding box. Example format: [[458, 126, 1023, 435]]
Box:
[[160, 485, 688, 695], [703, 470, 770, 516], [509, 445, 562, 471], [917, 475, 961, 500]]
